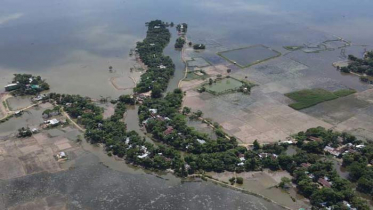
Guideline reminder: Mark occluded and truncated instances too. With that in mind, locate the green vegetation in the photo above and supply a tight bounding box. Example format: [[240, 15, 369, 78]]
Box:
[[333, 89, 357, 97], [283, 46, 303, 51], [285, 88, 356, 110], [184, 70, 209, 81], [176, 23, 187, 33], [48, 92, 186, 176], [18, 127, 32, 138], [236, 177, 244, 184], [279, 177, 291, 189], [2, 101, 8, 110], [201, 77, 254, 95], [291, 127, 370, 209], [340, 52, 373, 78], [9, 74, 49, 96], [134, 20, 175, 94], [174, 37, 185, 49]]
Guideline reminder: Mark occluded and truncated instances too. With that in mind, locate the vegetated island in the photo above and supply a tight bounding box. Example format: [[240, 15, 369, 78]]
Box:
[[176, 23, 187, 34], [338, 51, 373, 83], [5, 74, 49, 96], [285, 88, 356, 110], [19, 20, 371, 209], [175, 37, 186, 49], [134, 20, 175, 95]]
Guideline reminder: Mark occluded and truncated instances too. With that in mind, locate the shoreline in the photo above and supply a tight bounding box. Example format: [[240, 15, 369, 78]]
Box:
[[190, 174, 293, 210]]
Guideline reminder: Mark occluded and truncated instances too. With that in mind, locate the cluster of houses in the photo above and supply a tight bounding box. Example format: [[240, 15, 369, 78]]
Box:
[[142, 108, 171, 129], [323, 143, 366, 157]]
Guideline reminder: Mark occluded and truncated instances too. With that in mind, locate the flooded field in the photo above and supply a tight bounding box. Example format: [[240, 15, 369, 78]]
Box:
[[208, 170, 310, 209], [218, 45, 280, 67], [204, 77, 243, 94], [187, 119, 218, 140], [6, 96, 32, 111]]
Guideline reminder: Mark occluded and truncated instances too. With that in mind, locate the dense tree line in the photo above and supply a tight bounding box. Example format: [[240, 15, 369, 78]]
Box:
[[343, 143, 373, 196], [134, 20, 175, 94]]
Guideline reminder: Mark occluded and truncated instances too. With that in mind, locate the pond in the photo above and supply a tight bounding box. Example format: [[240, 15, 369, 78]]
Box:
[[205, 77, 243, 94]]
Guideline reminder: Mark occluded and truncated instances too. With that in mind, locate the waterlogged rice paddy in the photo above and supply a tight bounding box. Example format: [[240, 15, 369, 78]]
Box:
[[205, 78, 243, 94], [218, 45, 280, 68]]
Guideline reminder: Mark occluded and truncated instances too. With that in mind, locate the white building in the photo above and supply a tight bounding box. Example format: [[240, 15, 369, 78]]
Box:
[[196, 139, 206, 144]]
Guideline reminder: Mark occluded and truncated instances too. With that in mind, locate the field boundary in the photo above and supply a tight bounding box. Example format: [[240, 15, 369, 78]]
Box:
[[217, 44, 281, 68]]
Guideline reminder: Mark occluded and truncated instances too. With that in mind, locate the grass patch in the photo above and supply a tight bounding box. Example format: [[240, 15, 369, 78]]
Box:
[[333, 89, 357, 97], [286, 88, 356, 110], [204, 77, 244, 94], [2, 101, 8, 110], [283, 46, 303, 51]]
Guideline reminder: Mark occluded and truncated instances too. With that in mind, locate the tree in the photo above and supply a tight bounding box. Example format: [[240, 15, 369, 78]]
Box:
[[151, 84, 163, 98], [118, 95, 135, 105], [236, 177, 244, 184], [279, 177, 291, 189], [253, 140, 260, 150], [43, 109, 52, 118], [182, 107, 191, 115], [18, 127, 32, 138], [229, 177, 235, 185], [340, 67, 350, 73]]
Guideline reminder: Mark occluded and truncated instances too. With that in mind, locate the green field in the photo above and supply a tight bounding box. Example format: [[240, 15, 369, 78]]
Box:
[[184, 70, 209, 81], [333, 89, 357, 97], [204, 78, 243, 94], [286, 88, 356, 110]]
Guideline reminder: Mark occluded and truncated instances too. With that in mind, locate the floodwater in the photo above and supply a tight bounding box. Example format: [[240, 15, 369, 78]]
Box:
[[2, 0, 373, 98], [6, 96, 32, 111], [2, 0, 373, 208], [165, 28, 186, 93], [219, 45, 280, 67], [205, 77, 243, 93], [187, 119, 218, 140]]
